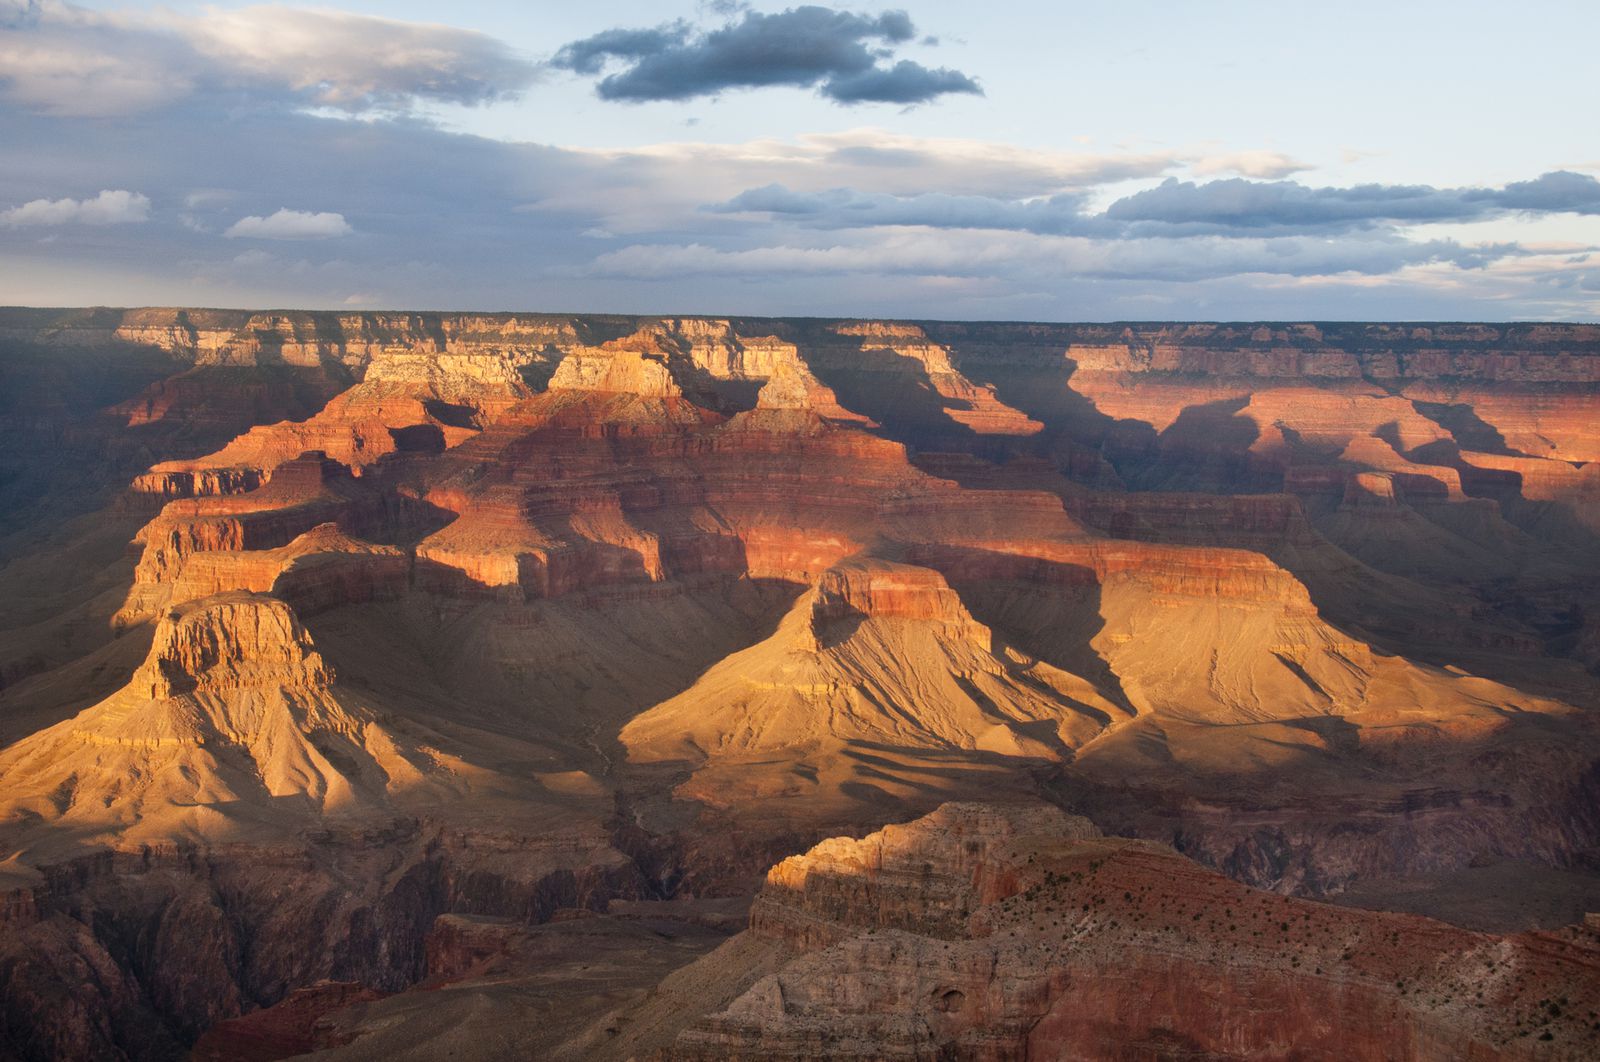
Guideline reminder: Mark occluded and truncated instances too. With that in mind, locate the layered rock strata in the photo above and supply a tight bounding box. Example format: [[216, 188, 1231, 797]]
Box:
[[662, 802, 1600, 1060]]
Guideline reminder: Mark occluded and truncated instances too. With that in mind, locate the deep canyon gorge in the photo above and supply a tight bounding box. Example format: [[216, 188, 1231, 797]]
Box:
[[1, 308, 1598, 1059]]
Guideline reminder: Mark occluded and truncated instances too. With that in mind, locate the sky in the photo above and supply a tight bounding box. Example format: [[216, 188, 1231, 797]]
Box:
[[1, 0, 1597, 320]]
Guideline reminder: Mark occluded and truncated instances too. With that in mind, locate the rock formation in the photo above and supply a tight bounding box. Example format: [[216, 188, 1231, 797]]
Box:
[[655, 802, 1600, 1060], [0, 309, 1597, 1060]]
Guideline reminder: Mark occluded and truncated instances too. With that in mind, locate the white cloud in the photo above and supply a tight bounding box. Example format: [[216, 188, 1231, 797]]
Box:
[[179, 6, 537, 110], [224, 209, 352, 240], [184, 189, 233, 209], [0, 189, 150, 226], [0, 1, 537, 117], [1191, 150, 1310, 180], [1341, 147, 1383, 165]]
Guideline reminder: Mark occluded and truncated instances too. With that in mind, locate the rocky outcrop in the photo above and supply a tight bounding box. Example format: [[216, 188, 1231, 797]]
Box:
[[547, 342, 684, 398], [661, 802, 1600, 1060], [0, 592, 435, 843], [0, 823, 646, 1062], [620, 555, 1129, 768], [133, 346, 532, 497], [117, 452, 390, 624], [163, 522, 408, 614], [0, 591, 648, 1061]]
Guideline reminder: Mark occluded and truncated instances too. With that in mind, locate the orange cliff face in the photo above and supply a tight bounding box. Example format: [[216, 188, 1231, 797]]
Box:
[[20, 314, 1597, 859], [133, 347, 534, 497], [1, 310, 1599, 1062]]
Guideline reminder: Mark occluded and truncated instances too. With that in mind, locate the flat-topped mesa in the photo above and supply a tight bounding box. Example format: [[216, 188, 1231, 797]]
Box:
[[545, 342, 684, 399], [665, 800, 1600, 1061], [359, 350, 527, 400], [666, 318, 797, 379], [812, 559, 990, 638], [135, 592, 332, 699], [910, 538, 1318, 611], [1091, 539, 1319, 607], [900, 538, 1380, 730]]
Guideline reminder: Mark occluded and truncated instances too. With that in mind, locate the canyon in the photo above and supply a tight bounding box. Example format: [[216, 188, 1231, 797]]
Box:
[[1, 308, 1598, 1059]]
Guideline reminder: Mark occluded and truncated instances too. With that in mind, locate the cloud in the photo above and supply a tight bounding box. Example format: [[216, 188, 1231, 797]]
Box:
[[531, 130, 1184, 235], [1104, 172, 1600, 234], [712, 184, 1095, 235], [0, 100, 1592, 321], [0, 1, 538, 117], [553, 24, 693, 77], [224, 209, 353, 240], [585, 228, 1520, 284], [822, 60, 981, 104], [710, 171, 1600, 240], [186, 6, 538, 110], [1106, 177, 1476, 231], [0, 188, 150, 226], [1493, 170, 1600, 213], [552, 5, 980, 105], [1190, 150, 1311, 180]]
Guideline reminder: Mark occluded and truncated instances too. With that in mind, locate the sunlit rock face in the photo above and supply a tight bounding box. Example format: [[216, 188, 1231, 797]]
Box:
[[1, 310, 1598, 1060], [662, 802, 1600, 1061]]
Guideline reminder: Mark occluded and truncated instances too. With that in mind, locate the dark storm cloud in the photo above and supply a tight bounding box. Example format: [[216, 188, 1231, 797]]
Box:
[[551, 5, 980, 105], [821, 60, 980, 104], [553, 24, 692, 77], [1105, 172, 1600, 234]]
